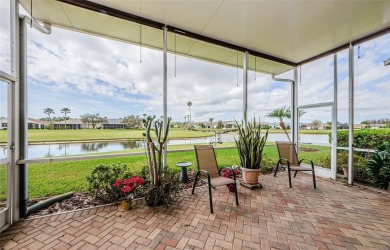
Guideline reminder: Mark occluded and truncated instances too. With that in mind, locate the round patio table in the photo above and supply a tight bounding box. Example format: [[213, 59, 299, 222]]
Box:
[[176, 162, 192, 183]]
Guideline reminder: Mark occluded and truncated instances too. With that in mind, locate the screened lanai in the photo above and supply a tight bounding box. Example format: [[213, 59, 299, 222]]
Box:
[[1, 0, 390, 232]]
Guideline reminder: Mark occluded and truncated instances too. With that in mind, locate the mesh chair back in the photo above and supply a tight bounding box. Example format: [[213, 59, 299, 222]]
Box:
[[276, 141, 299, 165], [194, 145, 220, 178]]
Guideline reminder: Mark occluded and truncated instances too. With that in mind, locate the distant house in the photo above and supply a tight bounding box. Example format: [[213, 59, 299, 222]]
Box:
[[303, 123, 324, 130], [0, 117, 48, 129], [261, 122, 280, 129], [0, 117, 7, 130], [28, 118, 48, 129], [102, 119, 126, 129], [54, 119, 83, 129], [222, 121, 237, 129]]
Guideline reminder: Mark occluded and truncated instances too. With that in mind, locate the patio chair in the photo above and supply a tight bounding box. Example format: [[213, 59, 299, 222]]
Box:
[[274, 141, 316, 188], [192, 145, 239, 213]]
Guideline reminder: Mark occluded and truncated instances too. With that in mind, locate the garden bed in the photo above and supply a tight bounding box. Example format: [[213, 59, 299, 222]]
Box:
[[26, 170, 204, 218]]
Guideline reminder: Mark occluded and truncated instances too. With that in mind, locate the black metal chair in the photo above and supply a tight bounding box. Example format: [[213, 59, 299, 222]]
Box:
[[274, 141, 316, 188], [192, 145, 239, 213]]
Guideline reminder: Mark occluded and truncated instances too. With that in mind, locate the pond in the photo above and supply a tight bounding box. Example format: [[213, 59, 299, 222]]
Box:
[[25, 133, 330, 159]]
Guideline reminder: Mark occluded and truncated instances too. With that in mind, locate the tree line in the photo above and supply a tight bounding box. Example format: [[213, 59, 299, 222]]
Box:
[[42, 108, 153, 129]]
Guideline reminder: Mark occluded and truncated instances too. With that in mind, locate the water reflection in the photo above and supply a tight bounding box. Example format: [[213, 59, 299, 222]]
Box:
[[119, 141, 145, 149], [27, 133, 330, 159], [80, 142, 108, 152]]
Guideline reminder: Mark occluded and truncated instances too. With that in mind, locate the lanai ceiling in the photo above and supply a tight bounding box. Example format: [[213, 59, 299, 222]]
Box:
[[20, 0, 390, 75]]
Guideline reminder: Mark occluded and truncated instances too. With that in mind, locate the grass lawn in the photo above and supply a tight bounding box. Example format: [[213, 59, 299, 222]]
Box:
[[0, 128, 215, 143], [0, 144, 330, 201]]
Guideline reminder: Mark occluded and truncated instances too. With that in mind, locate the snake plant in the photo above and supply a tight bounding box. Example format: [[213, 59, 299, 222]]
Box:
[[235, 118, 268, 169]]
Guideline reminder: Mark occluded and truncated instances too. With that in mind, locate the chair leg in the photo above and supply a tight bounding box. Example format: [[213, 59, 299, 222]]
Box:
[[208, 184, 213, 213], [288, 168, 292, 188], [192, 172, 199, 194], [274, 163, 279, 177], [312, 170, 317, 189], [234, 182, 239, 206], [294, 171, 298, 177]]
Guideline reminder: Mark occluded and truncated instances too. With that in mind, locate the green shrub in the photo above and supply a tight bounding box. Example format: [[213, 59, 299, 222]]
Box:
[[365, 150, 390, 190], [86, 163, 133, 203], [145, 167, 182, 207], [260, 155, 274, 174], [317, 151, 368, 179], [336, 129, 390, 149]]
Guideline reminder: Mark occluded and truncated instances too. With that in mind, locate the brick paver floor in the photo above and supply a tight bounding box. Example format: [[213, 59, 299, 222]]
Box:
[[1, 172, 390, 249]]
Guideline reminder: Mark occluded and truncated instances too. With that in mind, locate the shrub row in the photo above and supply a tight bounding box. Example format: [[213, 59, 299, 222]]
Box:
[[335, 129, 390, 149]]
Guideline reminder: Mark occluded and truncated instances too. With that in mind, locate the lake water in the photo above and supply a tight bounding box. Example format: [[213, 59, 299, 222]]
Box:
[[26, 133, 330, 159]]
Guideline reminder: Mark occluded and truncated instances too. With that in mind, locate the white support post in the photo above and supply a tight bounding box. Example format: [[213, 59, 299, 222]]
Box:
[[348, 44, 354, 185], [331, 53, 338, 180], [163, 26, 168, 167], [10, 0, 20, 224], [292, 68, 298, 144], [243, 51, 248, 122]]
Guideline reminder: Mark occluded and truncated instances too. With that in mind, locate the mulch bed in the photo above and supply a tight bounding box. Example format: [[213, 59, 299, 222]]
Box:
[[27, 171, 205, 218], [27, 192, 105, 217]]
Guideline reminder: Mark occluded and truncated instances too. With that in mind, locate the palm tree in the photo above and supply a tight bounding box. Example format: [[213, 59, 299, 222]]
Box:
[[209, 118, 214, 128], [60, 107, 71, 129], [184, 116, 187, 124], [43, 108, 55, 122], [266, 106, 306, 141], [187, 101, 192, 124], [266, 106, 291, 141]]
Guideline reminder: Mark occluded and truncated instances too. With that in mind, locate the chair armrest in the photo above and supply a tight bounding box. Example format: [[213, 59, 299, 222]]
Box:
[[299, 159, 314, 168], [278, 158, 290, 168], [196, 170, 211, 183]]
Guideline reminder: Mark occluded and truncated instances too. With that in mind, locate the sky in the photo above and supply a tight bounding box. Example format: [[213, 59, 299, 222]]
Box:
[[1, 4, 390, 125]]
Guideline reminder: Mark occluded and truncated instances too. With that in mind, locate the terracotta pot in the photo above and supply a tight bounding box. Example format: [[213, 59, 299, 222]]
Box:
[[241, 167, 260, 184], [121, 200, 132, 211]]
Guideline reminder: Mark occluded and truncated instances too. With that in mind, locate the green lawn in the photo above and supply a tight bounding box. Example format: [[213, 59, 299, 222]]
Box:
[[0, 144, 330, 201], [0, 128, 214, 143]]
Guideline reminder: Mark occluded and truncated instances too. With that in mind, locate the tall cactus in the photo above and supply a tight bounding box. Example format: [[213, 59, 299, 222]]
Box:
[[145, 117, 171, 186]]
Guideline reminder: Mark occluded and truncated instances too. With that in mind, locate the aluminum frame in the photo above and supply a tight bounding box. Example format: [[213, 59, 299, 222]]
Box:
[[348, 44, 354, 185], [0, 0, 19, 232], [163, 26, 168, 167], [243, 52, 248, 121]]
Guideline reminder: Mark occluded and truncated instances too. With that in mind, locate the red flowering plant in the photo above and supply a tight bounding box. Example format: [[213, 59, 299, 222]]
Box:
[[220, 165, 241, 192], [113, 176, 145, 202]]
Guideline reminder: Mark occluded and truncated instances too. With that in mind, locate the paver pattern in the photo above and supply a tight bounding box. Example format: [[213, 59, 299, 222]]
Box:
[[1, 172, 390, 249]]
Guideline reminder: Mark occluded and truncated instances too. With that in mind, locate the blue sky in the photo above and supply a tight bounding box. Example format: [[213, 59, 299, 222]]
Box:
[[1, 5, 390, 125]]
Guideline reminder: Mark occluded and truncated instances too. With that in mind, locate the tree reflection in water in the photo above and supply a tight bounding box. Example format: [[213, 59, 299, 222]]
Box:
[[80, 142, 109, 152], [119, 140, 144, 149]]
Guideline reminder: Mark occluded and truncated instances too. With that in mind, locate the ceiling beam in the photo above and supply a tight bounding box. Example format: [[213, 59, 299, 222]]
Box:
[[299, 26, 390, 66], [57, 0, 298, 67]]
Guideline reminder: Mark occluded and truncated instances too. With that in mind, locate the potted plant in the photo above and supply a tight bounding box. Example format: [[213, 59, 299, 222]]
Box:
[[113, 176, 144, 210], [235, 118, 268, 185]]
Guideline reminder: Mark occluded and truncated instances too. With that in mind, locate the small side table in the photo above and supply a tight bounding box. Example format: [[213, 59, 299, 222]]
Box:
[[176, 162, 192, 183]]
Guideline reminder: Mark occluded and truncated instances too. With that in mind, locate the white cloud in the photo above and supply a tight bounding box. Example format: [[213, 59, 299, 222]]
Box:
[[23, 20, 390, 124]]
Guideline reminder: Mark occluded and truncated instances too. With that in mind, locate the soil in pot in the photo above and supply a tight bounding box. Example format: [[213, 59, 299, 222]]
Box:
[[241, 167, 260, 184]]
